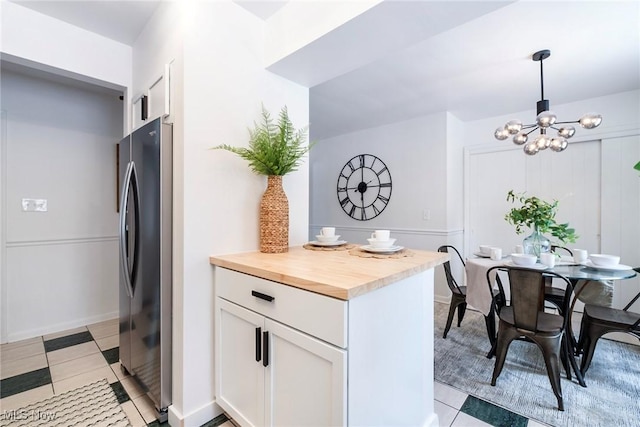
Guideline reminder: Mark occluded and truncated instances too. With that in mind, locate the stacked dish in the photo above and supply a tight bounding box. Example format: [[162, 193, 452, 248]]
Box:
[[584, 254, 631, 271]]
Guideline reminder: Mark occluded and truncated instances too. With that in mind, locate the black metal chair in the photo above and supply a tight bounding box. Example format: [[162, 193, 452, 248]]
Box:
[[577, 267, 640, 376], [487, 265, 574, 411], [551, 245, 573, 257], [438, 245, 468, 339], [439, 246, 502, 348], [544, 246, 574, 314]]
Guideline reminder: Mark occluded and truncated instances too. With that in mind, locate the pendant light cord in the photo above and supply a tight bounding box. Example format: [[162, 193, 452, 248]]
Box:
[[539, 58, 545, 101]]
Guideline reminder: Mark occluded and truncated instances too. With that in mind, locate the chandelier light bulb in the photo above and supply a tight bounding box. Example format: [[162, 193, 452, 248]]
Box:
[[505, 120, 523, 135], [524, 143, 539, 155], [513, 133, 528, 145], [557, 126, 576, 139], [536, 111, 557, 128], [579, 113, 602, 129], [494, 127, 510, 140], [534, 133, 551, 150], [549, 137, 568, 152]]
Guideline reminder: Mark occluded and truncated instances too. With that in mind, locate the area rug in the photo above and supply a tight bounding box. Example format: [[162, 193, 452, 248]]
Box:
[[0, 379, 130, 427], [434, 302, 640, 427]]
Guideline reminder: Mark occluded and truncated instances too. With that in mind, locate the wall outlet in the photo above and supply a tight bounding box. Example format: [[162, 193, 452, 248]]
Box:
[[22, 198, 47, 212], [422, 209, 430, 221]]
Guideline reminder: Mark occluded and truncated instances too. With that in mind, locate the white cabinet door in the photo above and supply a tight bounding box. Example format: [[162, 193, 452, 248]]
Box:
[[264, 318, 346, 427], [216, 298, 265, 427]]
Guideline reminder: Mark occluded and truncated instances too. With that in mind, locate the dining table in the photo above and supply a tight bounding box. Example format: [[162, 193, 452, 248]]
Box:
[[464, 254, 638, 387]]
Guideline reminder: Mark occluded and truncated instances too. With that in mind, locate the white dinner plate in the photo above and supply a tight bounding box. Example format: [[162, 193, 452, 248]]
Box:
[[504, 261, 548, 270], [583, 260, 633, 271], [473, 251, 491, 258], [360, 245, 404, 253], [556, 255, 579, 266], [309, 240, 347, 247]]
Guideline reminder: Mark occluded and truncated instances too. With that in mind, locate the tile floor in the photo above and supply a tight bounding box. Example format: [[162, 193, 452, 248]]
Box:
[[0, 319, 233, 427], [0, 318, 546, 427]]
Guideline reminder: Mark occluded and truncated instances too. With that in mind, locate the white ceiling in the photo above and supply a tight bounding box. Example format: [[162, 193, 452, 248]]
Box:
[[8, 1, 639, 140], [302, 1, 640, 139], [9, 1, 161, 45]]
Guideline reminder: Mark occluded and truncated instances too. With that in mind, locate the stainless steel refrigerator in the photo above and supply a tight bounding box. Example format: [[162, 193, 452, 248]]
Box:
[[118, 117, 172, 422]]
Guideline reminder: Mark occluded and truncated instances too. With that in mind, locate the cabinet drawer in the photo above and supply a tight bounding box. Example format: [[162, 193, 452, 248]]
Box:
[[216, 268, 348, 348]]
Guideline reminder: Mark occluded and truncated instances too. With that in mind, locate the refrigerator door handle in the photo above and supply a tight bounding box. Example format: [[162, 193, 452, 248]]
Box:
[[129, 162, 141, 296], [119, 161, 140, 298], [119, 162, 133, 297]]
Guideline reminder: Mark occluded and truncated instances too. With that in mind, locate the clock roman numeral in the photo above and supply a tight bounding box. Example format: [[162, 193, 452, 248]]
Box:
[[379, 182, 392, 188], [349, 204, 356, 217], [358, 155, 365, 168], [347, 162, 355, 172], [337, 186, 347, 193], [340, 197, 350, 207], [361, 207, 367, 220], [376, 166, 388, 176], [377, 194, 389, 203], [372, 204, 380, 216]]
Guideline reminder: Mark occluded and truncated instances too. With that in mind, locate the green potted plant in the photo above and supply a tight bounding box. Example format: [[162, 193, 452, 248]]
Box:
[[212, 104, 313, 253], [505, 190, 578, 257]]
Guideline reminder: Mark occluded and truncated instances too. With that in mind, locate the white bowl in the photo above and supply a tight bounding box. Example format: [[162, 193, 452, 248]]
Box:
[[367, 238, 396, 248], [510, 253, 537, 267], [316, 234, 340, 243], [589, 254, 620, 267]]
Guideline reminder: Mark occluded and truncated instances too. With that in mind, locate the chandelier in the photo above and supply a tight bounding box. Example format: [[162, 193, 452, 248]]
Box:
[[494, 49, 602, 155]]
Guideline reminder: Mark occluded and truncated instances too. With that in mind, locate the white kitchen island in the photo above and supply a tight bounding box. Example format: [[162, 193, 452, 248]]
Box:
[[210, 246, 448, 427]]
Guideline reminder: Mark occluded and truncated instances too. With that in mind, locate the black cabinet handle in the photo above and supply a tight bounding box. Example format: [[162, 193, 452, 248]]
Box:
[[262, 331, 269, 367], [252, 290, 274, 302], [255, 327, 262, 362], [141, 95, 148, 121]]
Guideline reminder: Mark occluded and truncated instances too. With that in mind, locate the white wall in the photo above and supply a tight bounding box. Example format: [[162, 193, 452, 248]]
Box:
[[0, 1, 132, 131], [0, 2, 133, 341], [133, 2, 310, 425], [265, 0, 382, 67], [309, 112, 458, 299], [1, 68, 122, 341], [310, 112, 448, 232]]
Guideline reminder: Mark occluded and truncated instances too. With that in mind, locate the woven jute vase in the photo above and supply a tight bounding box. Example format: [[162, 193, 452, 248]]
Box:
[[259, 175, 289, 253]]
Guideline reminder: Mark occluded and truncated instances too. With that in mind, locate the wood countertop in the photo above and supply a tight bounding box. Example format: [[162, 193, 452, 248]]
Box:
[[210, 246, 449, 300]]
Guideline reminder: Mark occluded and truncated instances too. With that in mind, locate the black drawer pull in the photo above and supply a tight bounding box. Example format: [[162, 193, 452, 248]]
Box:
[[262, 331, 269, 367], [255, 327, 262, 362], [252, 290, 274, 302]]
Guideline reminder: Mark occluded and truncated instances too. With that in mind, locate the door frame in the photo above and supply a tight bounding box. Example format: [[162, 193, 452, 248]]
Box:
[[1, 110, 7, 343]]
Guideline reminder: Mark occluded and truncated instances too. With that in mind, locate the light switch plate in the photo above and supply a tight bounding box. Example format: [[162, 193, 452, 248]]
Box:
[[22, 198, 47, 212]]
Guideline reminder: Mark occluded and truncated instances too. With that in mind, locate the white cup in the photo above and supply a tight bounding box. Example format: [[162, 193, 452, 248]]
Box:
[[540, 252, 556, 268], [371, 230, 390, 241], [573, 249, 588, 263], [514, 245, 524, 254], [479, 245, 492, 255], [321, 227, 335, 237], [490, 247, 502, 261]]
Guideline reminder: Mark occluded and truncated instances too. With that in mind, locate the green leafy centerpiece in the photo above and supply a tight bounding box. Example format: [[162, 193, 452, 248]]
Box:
[[505, 190, 577, 257], [212, 105, 313, 253]]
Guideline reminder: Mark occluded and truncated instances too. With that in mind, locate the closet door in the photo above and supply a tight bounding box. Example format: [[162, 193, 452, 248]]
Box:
[[467, 141, 601, 256], [601, 135, 640, 312]]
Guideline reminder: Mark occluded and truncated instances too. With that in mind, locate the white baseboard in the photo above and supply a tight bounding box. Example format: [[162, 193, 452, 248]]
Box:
[[424, 412, 439, 427], [5, 310, 118, 343], [168, 400, 223, 427], [434, 295, 450, 305]]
